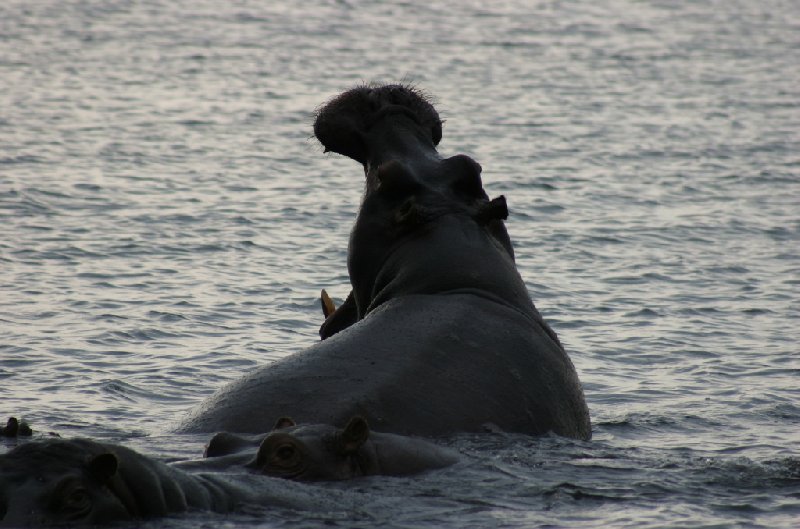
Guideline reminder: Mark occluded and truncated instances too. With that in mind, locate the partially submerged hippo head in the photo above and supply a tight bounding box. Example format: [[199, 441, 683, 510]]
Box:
[[0, 439, 135, 526], [315, 84, 520, 336], [247, 417, 372, 480], [205, 416, 458, 481], [0, 437, 246, 526], [0, 417, 32, 438], [249, 416, 457, 480]]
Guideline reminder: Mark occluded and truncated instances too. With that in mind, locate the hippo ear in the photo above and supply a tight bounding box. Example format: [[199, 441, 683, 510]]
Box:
[[474, 195, 508, 224], [87, 453, 118, 483], [338, 416, 369, 455], [273, 417, 296, 430], [1, 416, 19, 436]]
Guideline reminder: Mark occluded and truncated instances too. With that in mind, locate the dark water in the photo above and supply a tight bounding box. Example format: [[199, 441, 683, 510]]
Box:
[[1, 0, 798, 527]]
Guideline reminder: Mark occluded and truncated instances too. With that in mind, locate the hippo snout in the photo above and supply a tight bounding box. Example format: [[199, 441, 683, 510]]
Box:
[[314, 83, 442, 164]]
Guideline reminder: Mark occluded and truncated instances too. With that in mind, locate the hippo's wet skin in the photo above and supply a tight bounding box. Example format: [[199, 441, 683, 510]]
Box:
[[0, 438, 230, 525], [0, 438, 337, 526], [202, 416, 458, 480], [178, 84, 591, 440]]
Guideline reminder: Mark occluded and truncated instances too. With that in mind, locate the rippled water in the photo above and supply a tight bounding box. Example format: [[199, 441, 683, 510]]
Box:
[[1, 0, 798, 527]]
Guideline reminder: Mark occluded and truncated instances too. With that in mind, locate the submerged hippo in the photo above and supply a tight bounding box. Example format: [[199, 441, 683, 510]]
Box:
[[178, 84, 591, 440], [202, 416, 458, 480], [0, 417, 32, 438], [0, 438, 338, 527]]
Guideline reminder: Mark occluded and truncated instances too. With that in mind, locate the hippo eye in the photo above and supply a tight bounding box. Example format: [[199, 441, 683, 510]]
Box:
[[65, 489, 89, 508], [51, 483, 91, 519], [258, 435, 306, 477], [275, 444, 297, 462]]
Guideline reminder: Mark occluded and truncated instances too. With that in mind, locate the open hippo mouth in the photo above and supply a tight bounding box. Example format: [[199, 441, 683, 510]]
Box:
[[313, 84, 443, 165]]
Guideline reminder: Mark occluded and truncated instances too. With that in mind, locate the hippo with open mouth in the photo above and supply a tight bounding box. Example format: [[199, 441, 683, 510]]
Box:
[[177, 84, 591, 440]]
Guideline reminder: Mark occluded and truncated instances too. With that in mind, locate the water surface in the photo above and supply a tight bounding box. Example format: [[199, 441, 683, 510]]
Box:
[[1, 1, 798, 527]]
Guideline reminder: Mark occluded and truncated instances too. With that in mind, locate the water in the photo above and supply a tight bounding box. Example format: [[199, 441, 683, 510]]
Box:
[[1, 0, 798, 527]]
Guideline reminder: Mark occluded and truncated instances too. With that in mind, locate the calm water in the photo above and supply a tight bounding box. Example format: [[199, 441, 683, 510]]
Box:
[[1, 0, 798, 527]]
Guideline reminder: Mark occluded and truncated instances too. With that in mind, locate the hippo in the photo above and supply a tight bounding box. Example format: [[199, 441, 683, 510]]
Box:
[[0, 417, 32, 438], [200, 416, 458, 480], [177, 84, 591, 440], [0, 438, 340, 527]]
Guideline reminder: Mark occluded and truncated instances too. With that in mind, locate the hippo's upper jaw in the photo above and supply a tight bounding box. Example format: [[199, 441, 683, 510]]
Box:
[[313, 84, 442, 167]]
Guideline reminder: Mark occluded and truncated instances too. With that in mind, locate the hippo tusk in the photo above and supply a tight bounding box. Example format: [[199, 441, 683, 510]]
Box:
[[320, 289, 336, 318]]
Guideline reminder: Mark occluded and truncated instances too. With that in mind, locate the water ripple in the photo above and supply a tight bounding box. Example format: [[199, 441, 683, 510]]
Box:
[[1, 0, 798, 527]]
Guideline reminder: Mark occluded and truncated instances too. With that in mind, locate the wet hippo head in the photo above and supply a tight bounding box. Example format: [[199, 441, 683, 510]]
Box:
[[315, 84, 519, 327], [0, 439, 131, 526], [0, 438, 233, 526], [247, 417, 371, 481], [245, 416, 457, 480]]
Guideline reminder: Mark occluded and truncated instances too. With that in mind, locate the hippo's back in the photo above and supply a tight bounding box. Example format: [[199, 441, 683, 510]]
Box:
[[177, 294, 591, 440]]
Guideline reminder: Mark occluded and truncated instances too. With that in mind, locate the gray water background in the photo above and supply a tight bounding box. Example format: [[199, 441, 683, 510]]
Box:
[[1, 0, 798, 527]]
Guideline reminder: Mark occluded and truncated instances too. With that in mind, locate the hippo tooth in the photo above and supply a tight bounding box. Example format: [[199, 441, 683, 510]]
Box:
[[320, 289, 336, 318]]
